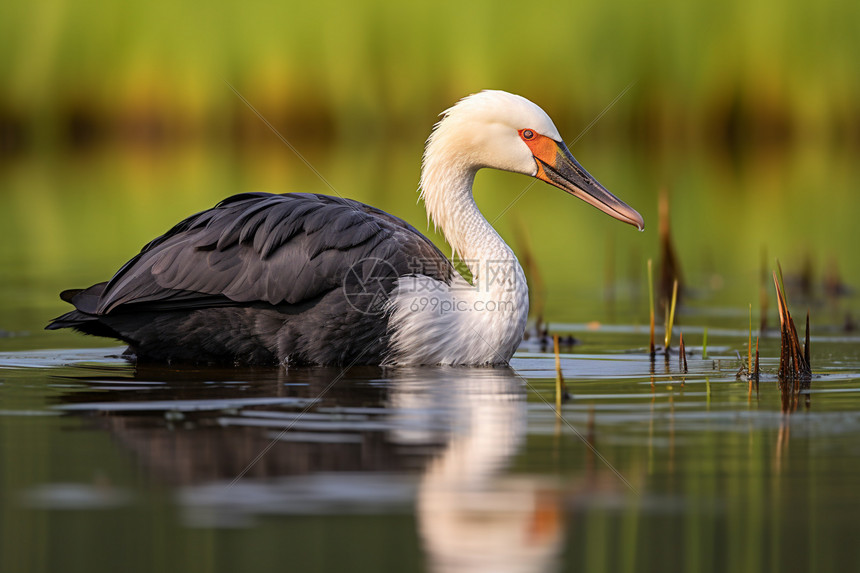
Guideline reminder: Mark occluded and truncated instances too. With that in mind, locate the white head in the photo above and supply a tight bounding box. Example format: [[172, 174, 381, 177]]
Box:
[[424, 90, 561, 176], [420, 90, 644, 235]]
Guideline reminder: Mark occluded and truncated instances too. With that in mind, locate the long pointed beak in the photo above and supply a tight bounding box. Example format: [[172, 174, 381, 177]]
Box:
[[534, 140, 644, 231]]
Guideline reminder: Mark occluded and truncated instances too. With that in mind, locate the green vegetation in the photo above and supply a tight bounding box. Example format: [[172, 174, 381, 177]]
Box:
[[1, 0, 859, 149]]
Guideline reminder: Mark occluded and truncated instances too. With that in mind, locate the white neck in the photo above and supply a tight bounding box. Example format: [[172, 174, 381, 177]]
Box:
[[421, 166, 517, 279], [416, 156, 530, 362]]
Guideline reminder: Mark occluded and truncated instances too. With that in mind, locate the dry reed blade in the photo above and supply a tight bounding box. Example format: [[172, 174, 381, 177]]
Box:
[[773, 270, 788, 378], [664, 279, 679, 352], [777, 260, 789, 308], [789, 317, 802, 371], [773, 267, 811, 381], [789, 313, 809, 375], [679, 332, 688, 373]]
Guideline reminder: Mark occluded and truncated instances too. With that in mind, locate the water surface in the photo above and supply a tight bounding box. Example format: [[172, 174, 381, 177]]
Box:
[[2, 318, 860, 573], [2, 143, 859, 572]]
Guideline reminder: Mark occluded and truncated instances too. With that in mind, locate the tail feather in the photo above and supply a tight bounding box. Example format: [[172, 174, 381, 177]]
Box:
[[46, 282, 118, 338], [45, 309, 94, 330], [59, 289, 80, 303], [63, 282, 107, 313]]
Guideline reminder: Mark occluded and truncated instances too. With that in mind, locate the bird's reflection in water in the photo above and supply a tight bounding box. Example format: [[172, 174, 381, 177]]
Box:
[[56, 363, 564, 572], [393, 368, 564, 573]]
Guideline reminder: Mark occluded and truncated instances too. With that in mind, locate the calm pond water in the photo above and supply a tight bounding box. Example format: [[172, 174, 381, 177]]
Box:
[[1, 142, 860, 572]]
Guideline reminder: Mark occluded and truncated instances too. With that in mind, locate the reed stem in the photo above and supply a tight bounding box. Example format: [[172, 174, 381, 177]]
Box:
[[748, 304, 753, 375], [664, 279, 678, 352], [648, 259, 655, 358], [553, 334, 566, 410], [679, 332, 688, 373]]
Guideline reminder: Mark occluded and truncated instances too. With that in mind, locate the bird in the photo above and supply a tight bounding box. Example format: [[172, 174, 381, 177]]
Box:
[[47, 90, 644, 367]]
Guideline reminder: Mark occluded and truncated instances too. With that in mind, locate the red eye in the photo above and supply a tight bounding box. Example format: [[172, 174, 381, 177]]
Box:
[[521, 129, 535, 140]]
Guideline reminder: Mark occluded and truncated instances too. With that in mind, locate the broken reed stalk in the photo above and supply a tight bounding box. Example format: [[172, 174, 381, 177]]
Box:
[[553, 334, 567, 410], [702, 327, 708, 359], [664, 279, 679, 353], [648, 259, 655, 358], [773, 270, 811, 381], [679, 332, 688, 373]]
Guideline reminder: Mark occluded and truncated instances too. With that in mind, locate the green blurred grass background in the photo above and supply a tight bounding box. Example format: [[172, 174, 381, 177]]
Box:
[[2, 0, 858, 150]]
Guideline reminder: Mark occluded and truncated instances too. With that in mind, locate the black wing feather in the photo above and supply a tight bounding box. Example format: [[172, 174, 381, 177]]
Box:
[[94, 193, 451, 314]]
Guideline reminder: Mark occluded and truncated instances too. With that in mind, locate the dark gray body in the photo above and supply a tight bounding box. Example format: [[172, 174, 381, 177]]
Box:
[[47, 193, 454, 366]]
